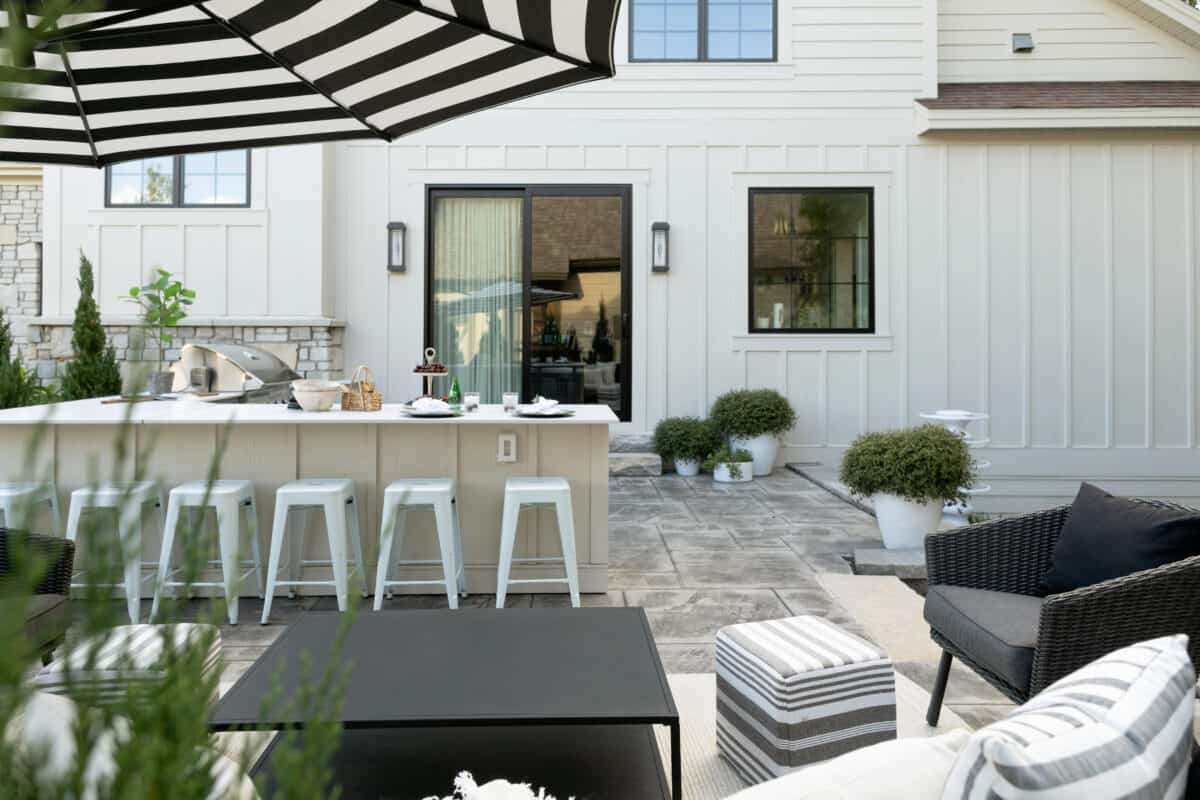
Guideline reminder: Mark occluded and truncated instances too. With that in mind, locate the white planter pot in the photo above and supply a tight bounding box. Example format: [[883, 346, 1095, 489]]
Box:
[[730, 434, 780, 477], [713, 462, 753, 483], [674, 457, 701, 477], [871, 494, 943, 549]]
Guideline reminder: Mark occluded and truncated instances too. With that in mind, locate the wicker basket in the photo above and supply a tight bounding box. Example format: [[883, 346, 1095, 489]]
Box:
[[341, 365, 383, 412]]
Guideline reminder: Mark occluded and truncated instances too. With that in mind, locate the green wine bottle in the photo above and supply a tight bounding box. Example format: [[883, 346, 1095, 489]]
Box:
[[448, 375, 462, 407]]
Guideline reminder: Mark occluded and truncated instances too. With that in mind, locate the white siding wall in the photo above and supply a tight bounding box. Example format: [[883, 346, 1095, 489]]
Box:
[[939, 0, 1200, 82], [41, 144, 333, 321]]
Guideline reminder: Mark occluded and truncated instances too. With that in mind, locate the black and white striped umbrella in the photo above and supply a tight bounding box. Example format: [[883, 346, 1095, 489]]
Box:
[[0, 0, 621, 167]]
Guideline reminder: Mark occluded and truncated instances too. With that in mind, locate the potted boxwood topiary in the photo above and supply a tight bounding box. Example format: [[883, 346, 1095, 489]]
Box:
[[840, 424, 975, 549], [653, 416, 720, 477], [704, 446, 754, 484], [709, 389, 797, 476]]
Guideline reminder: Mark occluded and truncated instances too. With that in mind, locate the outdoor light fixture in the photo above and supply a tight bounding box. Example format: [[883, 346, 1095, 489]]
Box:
[[387, 222, 406, 273], [651, 221, 670, 273], [1012, 33, 1034, 53]]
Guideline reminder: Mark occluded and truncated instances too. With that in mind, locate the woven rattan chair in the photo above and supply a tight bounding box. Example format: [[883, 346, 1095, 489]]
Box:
[[923, 501, 1200, 726], [0, 528, 75, 662]]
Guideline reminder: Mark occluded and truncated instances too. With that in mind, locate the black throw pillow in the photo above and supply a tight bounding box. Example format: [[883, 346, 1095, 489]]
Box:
[[1040, 482, 1200, 595]]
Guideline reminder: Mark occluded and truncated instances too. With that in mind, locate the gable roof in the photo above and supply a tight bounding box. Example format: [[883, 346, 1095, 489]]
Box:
[[919, 81, 1200, 110], [1113, 0, 1200, 51]]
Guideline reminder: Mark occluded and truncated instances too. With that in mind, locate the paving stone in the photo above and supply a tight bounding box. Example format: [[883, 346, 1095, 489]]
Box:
[[609, 502, 695, 527], [609, 542, 675, 572], [894, 661, 1013, 706], [532, 592, 625, 608], [671, 547, 815, 588], [659, 528, 741, 551], [626, 589, 791, 643], [608, 452, 662, 476], [656, 643, 715, 673], [607, 570, 682, 589], [801, 553, 855, 575], [854, 547, 927, 579]]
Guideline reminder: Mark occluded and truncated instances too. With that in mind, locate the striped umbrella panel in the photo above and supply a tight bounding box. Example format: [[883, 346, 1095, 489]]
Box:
[[0, 0, 621, 166]]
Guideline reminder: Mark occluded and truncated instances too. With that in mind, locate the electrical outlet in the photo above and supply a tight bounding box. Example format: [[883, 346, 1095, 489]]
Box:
[[497, 432, 518, 463]]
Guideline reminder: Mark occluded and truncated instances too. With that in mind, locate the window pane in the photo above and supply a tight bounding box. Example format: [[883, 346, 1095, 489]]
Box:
[[216, 150, 246, 173], [184, 174, 216, 205], [108, 157, 174, 205], [215, 175, 246, 204], [182, 149, 249, 205], [706, 0, 775, 60], [184, 152, 216, 174], [749, 189, 873, 332], [109, 174, 143, 204], [631, 0, 697, 59]]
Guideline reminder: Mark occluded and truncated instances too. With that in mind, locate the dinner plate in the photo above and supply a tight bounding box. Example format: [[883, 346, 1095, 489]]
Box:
[[514, 406, 575, 418], [400, 405, 463, 418]]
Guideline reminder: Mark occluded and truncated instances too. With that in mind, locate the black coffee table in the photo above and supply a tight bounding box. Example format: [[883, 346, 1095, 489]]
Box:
[[210, 608, 681, 800]]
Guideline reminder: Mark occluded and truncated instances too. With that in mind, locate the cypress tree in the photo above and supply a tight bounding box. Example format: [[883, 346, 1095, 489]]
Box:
[[61, 252, 122, 400], [0, 305, 38, 409]]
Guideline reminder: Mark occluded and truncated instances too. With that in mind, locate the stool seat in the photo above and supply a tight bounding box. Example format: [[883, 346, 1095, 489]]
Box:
[[374, 479, 465, 610], [0, 482, 60, 535], [0, 482, 53, 499], [496, 476, 579, 608], [66, 481, 166, 624], [151, 479, 263, 625], [276, 479, 354, 500]]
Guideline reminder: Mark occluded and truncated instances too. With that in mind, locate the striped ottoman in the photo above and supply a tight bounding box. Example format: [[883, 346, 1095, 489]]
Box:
[[715, 615, 896, 784], [34, 624, 223, 707]]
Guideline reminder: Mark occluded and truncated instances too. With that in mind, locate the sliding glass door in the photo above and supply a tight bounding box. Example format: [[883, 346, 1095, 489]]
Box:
[[426, 186, 632, 421]]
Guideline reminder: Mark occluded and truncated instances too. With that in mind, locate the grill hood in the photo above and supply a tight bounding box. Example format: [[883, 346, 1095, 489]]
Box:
[[172, 343, 301, 399]]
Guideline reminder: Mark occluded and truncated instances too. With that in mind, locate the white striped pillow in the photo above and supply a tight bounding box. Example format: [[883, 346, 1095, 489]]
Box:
[[941, 635, 1195, 800]]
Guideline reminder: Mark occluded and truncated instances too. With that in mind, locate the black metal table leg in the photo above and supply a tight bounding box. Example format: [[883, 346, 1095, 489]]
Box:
[[671, 721, 681, 800]]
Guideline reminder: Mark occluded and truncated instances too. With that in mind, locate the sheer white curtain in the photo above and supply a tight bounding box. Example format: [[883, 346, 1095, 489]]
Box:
[[431, 196, 523, 402]]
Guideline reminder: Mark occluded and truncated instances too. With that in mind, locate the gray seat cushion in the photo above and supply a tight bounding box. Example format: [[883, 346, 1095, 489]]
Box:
[[923, 586, 1043, 694]]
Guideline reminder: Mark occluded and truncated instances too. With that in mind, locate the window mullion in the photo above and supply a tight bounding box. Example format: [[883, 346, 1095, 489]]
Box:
[[174, 155, 183, 207], [698, 0, 707, 62]]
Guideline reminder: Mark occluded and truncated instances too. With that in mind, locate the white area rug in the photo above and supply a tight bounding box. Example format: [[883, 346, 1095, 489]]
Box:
[[656, 672, 968, 800]]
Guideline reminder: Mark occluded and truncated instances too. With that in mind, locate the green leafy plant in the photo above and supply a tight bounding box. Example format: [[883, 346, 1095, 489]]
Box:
[[62, 253, 123, 401], [653, 417, 720, 463], [123, 268, 195, 374], [0, 306, 43, 409], [840, 424, 975, 503], [709, 389, 797, 439], [703, 446, 754, 480]]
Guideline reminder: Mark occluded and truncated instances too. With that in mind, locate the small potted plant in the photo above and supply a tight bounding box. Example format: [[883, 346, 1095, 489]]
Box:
[[123, 268, 195, 394], [840, 424, 975, 549], [704, 446, 754, 484], [709, 389, 797, 476], [653, 417, 720, 477]]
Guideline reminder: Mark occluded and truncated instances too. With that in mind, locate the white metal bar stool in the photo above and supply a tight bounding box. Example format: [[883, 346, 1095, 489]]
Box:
[[495, 477, 580, 608], [65, 481, 166, 623], [150, 480, 265, 625], [261, 478, 367, 624], [0, 482, 61, 534], [373, 479, 466, 610]]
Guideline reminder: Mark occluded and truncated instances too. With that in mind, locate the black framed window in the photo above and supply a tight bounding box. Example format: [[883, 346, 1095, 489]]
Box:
[[749, 188, 874, 334], [105, 150, 250, 207], [629, 0, 776, 62]]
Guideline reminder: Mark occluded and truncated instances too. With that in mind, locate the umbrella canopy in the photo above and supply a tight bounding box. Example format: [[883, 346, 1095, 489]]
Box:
[[439, 280, 577, 316], [0, 0, 622, 167]]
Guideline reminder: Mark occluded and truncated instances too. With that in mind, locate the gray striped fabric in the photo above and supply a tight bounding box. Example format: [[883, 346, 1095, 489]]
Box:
[[35, 623, 222, 707], [715, 616, 897, 784], [941, 634, 1196, 800]]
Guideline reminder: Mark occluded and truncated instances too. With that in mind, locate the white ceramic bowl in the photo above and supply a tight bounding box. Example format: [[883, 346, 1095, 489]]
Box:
[[291, 380, 341, 412]]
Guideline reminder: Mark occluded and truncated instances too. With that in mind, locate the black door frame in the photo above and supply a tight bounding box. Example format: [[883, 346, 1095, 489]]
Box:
[[425, 184, 634, 422]]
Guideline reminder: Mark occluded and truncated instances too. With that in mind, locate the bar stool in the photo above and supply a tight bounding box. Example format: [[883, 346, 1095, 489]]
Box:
[[373, 479, 466, 610], [150, 480, 265, 625], [495, 477, 580, 608], [0, 482, 61, 534], [65, 481, 166, 623], [261, 478, 366, 624]]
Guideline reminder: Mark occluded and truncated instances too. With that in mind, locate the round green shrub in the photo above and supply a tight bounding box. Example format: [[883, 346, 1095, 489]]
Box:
[[653, 416, 721, 462], [709, 389, 797, 438], [839, 424, 975, 503]]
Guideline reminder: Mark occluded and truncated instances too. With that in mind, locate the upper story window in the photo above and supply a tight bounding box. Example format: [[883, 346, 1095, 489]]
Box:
[[749, 188, 874, 334], [106, 150, 250, 207], [629, 0, 776, 62]]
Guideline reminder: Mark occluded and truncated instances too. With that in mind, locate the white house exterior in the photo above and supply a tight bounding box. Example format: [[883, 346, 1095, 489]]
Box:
[[16, 0, 1200, 511]]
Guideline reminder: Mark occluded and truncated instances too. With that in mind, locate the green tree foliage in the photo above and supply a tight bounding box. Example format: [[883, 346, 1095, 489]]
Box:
[[61, 253, 123, 400], [0, 306, 44, 409]]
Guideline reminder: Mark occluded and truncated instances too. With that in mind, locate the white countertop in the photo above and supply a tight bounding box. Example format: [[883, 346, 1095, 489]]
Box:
[[0, 399, 619, 426]]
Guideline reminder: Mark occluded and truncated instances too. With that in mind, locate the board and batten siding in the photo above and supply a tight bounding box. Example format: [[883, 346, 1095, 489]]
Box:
[[939, 0, 1200, 82]]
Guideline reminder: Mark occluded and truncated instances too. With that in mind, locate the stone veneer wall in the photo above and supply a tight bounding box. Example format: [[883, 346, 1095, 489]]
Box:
[[0, 181, 43, 363], [23, 323, 344, 385]]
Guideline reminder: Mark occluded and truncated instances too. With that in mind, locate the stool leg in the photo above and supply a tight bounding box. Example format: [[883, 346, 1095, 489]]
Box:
[[288, 508, 307, 599], [47, 487, 62, 537], [432, 498, 459, 610], [245, 496, 265, 599], [0, 500, 11, 531], [495, 499, 521, 609], [119, 501, 144, 623], [261, 498, 290, 625], [452, 499, 467, 597], [554, 495, 581, 608], [216, 498, 241, 625], [65, 497, 86, 543], [373, 496, 401, 611], [150, 495, 182, 622], [323, 499, 350, 612], [6, 497, 27, 531], [346, 498, 367, 599]]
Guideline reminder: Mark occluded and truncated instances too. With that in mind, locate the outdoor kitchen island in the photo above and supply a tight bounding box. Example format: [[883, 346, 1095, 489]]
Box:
[[0, 401, 617, 596]]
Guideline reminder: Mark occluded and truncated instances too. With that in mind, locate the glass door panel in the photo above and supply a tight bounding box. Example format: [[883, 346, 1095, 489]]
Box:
[[529, 194, 626, 419], [429, 194, 524, 402]]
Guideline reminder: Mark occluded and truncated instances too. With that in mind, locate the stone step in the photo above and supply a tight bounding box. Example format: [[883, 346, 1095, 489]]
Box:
[[609, 432, 655, 453], [608, 452, 662, 477], [852, 547, 927, 580]]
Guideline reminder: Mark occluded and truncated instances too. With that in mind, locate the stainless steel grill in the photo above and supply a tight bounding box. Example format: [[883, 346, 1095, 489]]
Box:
[[171, 343, 300, 404]]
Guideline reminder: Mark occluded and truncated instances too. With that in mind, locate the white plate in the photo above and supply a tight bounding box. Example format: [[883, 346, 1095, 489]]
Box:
[[514, 405, 575, 418], [400, 405, 463, 418]]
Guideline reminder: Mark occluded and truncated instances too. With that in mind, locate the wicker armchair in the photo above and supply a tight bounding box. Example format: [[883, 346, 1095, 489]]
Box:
[[0, 528, 75, 662], [923, 501, 1200, 726]]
